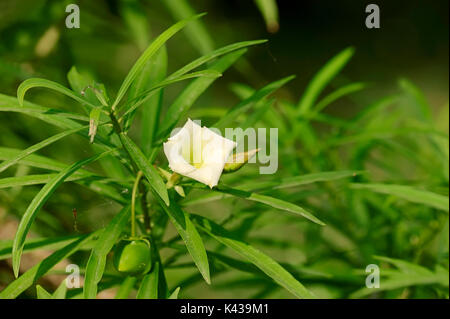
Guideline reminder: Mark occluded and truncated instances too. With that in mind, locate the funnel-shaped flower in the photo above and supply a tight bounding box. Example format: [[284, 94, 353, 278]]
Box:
[[163, 119, 236, 188]]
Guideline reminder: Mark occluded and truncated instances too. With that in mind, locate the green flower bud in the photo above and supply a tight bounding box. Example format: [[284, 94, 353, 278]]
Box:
[[113, 238, 151, 276], [223, 148, 260, 173], [174, 185, 185, 197]]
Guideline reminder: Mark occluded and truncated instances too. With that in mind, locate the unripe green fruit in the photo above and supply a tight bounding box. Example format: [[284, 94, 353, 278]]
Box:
[[113, 238, 151, 275]]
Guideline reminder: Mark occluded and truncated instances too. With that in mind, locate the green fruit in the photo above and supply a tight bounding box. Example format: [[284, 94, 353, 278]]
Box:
[[113, 238, 151, 275]]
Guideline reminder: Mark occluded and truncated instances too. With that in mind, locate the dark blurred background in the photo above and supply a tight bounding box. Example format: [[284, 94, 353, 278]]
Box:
[[0, 0, 448, 109]]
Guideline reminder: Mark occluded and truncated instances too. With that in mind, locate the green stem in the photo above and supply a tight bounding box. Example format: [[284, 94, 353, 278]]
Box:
[[131, 171, 143, 237]]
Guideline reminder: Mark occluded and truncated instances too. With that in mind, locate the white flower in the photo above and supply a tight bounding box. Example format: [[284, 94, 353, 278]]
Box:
[[163, 119, 236, 188]]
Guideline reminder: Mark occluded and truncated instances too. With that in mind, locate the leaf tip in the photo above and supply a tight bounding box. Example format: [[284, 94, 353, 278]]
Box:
[[194, 12, 208, 19], [12, 259, 20, 278]]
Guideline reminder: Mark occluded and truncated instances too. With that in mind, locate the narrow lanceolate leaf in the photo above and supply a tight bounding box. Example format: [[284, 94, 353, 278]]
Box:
[[350, 256, 448, 298], [374, 256, 434, 276], [192, 215, 315, 299], [350, 272, 449, 298], [84, 205, 131, 299], [120, 70, 222, 118], [0, 152, 128, 205], [240, 170, 363, 191], [0, 173, 88, 189], [0, 126, 87, 174], [0, 234, 83, 260], [12, 150, 115, 277], [89, 108, 102, 143], [313, 82, 367, 114], [399, 78, 433, 121], [115, 277, 138, 299], [134, 46, 168, 154], [111, 13, 205, 109], [137, 262, 160, 299], [156, 49, 247, 141], [159, 199, 210, 284], [167, 40, 267, 81], [214, 75, 295, 128], [181, 171, 362, 207], [17, 78, 98, 108], [119, 133, 170, 206], [297, 47, 355, 115], [36, 285, 52, 299], [52, 280, 68, 299], [1, 94, 117, 150], [0, 232, 99, 299], [254, 0, 279, 33], [351, 183, 449, 212], [1, 93, 89, 123], [67, 66, 109, 110], [168, 287, 181, 299], [162, 0, 214, 55], [211, 185, 325, 225]]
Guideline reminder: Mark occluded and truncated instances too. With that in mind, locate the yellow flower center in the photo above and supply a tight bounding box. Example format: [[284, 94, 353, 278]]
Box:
[[181, 135, 205, 168]]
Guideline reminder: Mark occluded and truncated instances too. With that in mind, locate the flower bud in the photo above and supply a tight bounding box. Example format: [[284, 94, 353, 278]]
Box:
[[223, 148, 260, 173], [88, 108, 101, 143], [113, 238, 151, 276]]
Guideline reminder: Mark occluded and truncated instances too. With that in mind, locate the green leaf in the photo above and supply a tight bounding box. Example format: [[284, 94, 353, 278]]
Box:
[[1, 93, 89, 127], [84, 205, 131, 299], [399, 78, 432, 121], [350, 256, 448, 298], [111, 13, 205, 109], [156, 49, 247, 141], [67, 66, 105, 109], [208, 185, 325, 225], [0, 232, 99, 299], [120, 70, 222, 118], [374, 256, 434, 276], [1, 94, 117, 150], [182, 171, 361, 207], [297, 47, 355, 115], [36, 285, 53, 299], [88, 108, 102, 143], [17, 78, 98, 109], [159, 199, 210, 284], [167, 40, 267, 81], [52, 281, 68, 299], [162, 0, 214, 55], [0, 173, 88, 189], [350, 95, 399, 126], [0, 149, 129, 206], [240, 170, 363, 191], [0, 235, 84, 260], [119, 0, 151, 51], [168, 287, 181, 299], [192, 215, 315, 299], [0, 126, 87, 174], [214, 75, 295, 128], [351, 272, 449, 298], [119, 133, 170, 206], [12, 150, 115, 277], [351, 183, 449, 212], [254, 0, 279, 33], [313, 82, 367, 114], [132, 46, 167, 153], [115, 277, 137, 299], [136, 262, 159, 299]]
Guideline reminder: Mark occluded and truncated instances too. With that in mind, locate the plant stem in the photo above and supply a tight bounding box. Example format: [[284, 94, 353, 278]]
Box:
[[131, 171, 143, 237], [139, 182, 152, 233], [109, 111, 140, 172]]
